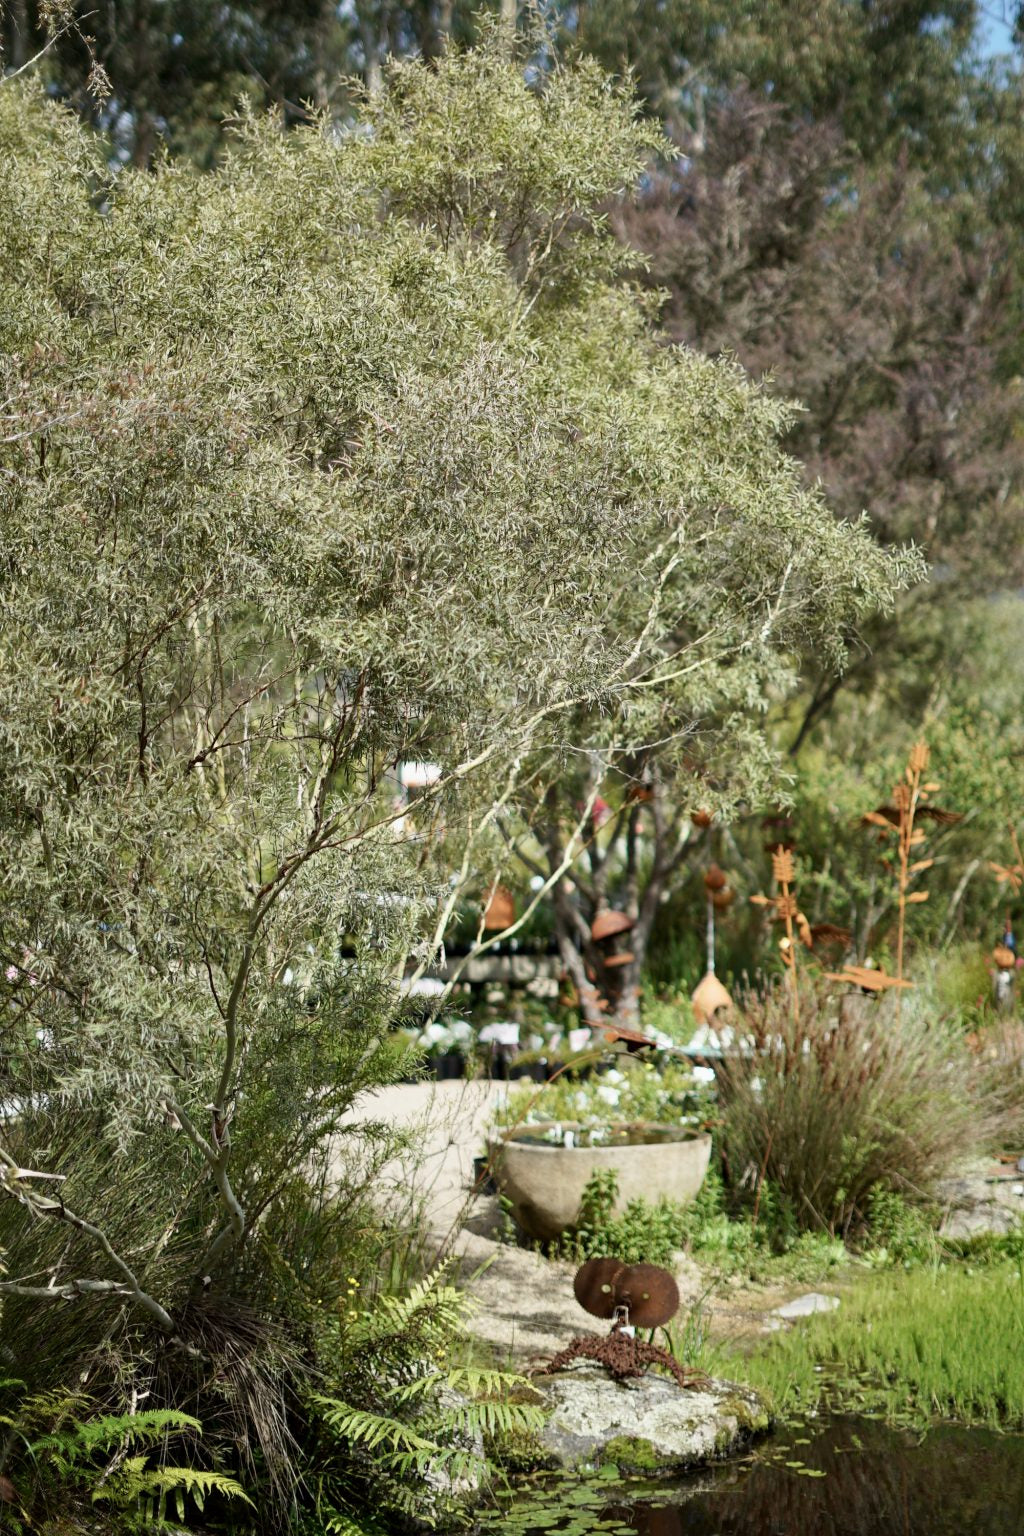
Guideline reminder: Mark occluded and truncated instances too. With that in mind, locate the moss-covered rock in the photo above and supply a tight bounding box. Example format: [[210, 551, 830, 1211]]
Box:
[[532, 1363, 770, 1474], [599, 1434, 668, 1473]]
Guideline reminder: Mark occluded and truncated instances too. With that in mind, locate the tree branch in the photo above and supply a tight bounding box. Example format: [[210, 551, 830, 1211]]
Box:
[[0, 1153, 175, 1332]]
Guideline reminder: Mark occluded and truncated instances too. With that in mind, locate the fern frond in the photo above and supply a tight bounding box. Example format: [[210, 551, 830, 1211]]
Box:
[[92, 1464, 254, 1511], [349, 1266, 473, 1346], [389, 1364, 535, 1402], [318, 1511, 382, 1536], [444, 1397, 545, 1439], [30, 1407, 201, 1461], [311, 1397, 439, 1459]]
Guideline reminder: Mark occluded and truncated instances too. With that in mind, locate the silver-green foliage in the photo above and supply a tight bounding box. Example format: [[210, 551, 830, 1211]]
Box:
[[0, 34, 914, 1329]]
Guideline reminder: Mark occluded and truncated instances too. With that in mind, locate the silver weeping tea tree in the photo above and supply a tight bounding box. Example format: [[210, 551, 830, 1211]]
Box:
[[0, 34, 915, 1358]]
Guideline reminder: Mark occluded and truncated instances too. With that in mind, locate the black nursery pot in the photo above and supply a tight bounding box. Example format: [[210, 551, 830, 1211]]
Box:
[[434, 1050, 466, 1080], [472, 1154, 497, 1194], [508, 1062, 547, 1083]]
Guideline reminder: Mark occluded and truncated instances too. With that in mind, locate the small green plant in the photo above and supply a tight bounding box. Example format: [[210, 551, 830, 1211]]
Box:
[[862, 1187, 940, 1267], [551, 1166, 847, 1281], [556, 1169, 686, 1267]]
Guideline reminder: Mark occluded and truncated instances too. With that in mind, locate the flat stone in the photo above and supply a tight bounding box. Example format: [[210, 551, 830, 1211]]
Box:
[[533, 1362, 770, 1474], [772, 1292, 840, 1320]]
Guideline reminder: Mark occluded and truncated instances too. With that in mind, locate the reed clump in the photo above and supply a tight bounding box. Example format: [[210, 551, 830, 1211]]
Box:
[[716, 980, 983, 1235]]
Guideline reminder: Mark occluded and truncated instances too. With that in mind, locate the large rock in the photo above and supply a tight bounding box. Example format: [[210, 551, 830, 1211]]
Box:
[[533, 1362, 770, 1474], [407, 1384, 488, 1532]]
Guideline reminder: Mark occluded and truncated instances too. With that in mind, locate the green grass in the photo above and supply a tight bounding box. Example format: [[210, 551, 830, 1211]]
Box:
[[712, 1261, 1024, 1430]]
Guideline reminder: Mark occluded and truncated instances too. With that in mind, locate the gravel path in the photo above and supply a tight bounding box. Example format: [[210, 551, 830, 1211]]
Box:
[[340, 1078, 510, 1236]]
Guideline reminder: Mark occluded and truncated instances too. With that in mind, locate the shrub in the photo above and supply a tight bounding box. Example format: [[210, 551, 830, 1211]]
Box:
[[715, 980, 982, 1235], [931, 944, 996, 1021], [491, 1056, 711, 1136]]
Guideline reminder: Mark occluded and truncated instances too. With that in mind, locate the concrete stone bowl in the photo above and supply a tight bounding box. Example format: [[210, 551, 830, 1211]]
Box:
[[488, 1122, 712, 1240]]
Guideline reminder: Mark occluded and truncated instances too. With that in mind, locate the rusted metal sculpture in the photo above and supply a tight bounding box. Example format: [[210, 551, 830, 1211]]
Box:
[[536, 1257, 710, 1391]]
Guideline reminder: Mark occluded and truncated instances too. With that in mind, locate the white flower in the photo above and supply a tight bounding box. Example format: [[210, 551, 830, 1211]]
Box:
[[596, 1085, 621, 1106], [604, 1068, 624, 1084], [692, 1066, 716, 1085]]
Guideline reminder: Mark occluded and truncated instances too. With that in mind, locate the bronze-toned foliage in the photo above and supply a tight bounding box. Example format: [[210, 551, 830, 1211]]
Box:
[[858, 739, 962, 1000]]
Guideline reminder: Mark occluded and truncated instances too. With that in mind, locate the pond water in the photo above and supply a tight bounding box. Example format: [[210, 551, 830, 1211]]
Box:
[[488, 1415, 1024, 1536], [504, 1121, 699, 1149]]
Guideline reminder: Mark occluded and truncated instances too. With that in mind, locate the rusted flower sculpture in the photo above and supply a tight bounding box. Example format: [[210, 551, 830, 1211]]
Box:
[[535, 1258, 710, 1391], [750, 846, 804, 1025], [990, 824, 1024, 896], [831, 740, 962, 1008]]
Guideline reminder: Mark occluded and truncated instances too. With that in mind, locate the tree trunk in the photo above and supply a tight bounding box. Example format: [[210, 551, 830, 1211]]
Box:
[[357, 2, 384, 97], [7, 0, 30, 69], [547, 803, 682, 1032]]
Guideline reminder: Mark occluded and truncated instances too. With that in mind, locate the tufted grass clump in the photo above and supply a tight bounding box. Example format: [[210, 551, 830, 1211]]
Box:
[[716, 980, 984, 1236]]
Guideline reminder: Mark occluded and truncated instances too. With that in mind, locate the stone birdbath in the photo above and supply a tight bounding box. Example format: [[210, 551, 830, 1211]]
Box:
[[488, 1120, 712, 1240]]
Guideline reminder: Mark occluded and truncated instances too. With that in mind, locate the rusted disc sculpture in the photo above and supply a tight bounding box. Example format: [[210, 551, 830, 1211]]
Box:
[[574, 1257, 680, 1328], [573, 1257, 624, 1318], [613, 1263, 680, 1328], [537, 1257, 708, 1391]]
